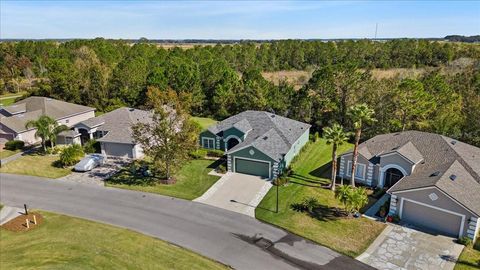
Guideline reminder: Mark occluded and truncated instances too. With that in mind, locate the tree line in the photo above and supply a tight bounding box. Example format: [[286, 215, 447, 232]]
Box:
[[1, 39, 479, 146]]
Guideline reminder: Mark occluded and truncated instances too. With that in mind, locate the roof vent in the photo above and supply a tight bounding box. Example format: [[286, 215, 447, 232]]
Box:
[[263, 136, 268, 140], [392, 146, 399, 150], [430, 171, 440, 177], [451, 140, 457, 145], [270, 115, 275, 118], [129, 108, 135, 112], [449, 174, 457, 181]]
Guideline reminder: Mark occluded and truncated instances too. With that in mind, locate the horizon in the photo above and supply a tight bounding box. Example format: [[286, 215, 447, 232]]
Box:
[[1, 1, 479, 39]]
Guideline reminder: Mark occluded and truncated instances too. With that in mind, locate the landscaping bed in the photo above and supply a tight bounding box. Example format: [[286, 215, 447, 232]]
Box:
[[106, 159, 221, 200], [255, 139, 386, 257], [0, 211, 228, 269], [1, 212, 44, 232]]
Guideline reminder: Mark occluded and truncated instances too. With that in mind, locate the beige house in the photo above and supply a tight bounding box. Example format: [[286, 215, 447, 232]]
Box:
[[338, 131, 480, 240], [0, 96, 95, 144]]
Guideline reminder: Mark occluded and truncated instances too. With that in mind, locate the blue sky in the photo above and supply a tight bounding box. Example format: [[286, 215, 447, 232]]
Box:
[[1, 1, 479, 39]]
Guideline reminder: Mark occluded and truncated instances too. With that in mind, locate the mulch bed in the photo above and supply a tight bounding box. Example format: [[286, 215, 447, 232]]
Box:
[[1, 212, 44, 232]]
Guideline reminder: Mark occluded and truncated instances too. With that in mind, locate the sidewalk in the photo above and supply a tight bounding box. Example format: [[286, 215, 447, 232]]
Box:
[[0, 206, 24, 225]]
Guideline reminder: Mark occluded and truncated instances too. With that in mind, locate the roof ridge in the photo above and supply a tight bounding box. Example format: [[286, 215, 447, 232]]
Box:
[[262, 112, 292, 147]]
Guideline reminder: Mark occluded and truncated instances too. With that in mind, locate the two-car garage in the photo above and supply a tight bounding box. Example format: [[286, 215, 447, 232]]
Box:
[[234, 158, 271, 179]]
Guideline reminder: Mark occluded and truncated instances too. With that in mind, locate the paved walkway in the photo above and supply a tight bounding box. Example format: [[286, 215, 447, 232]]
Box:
[[0, 173, 373, 270], [357, 224, 464, 270], [0, 206, 23, 225], [194, 172, 273, 217], [364, 193, 390, 219]]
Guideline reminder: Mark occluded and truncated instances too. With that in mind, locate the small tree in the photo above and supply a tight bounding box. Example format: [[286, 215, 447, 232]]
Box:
[[347, 104, 376, 187], [25, 115, 57, 152], [59, 144, 84, 167], [132, 87, 200, 180], [323, 123, 351, 191], [335, 185, 369, 215], [335, 185, 352, 211]]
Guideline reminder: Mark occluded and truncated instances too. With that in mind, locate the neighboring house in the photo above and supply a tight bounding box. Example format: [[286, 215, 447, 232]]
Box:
[[338, 131, 480, 239], [0, 96, 95, 144], [199, 110, 311, 179], [65, 107, 153, 159]]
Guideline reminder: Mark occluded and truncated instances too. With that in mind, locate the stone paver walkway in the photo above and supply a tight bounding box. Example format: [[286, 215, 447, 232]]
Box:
[[357, 224, 464, 270], [0, 206, 23, 225]]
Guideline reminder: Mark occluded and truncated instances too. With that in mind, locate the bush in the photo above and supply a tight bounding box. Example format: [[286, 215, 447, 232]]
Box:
[[59, 144, 84, 167], [4, 140, 24, 150], [46, 146, 62, 155], [216, 162, 227, 173], [458, 236, 473, 246], [83, 139, 101, 154], [206, 149, 224, 158], [189, 149, 207, 159], [273, 176, 289, 186]]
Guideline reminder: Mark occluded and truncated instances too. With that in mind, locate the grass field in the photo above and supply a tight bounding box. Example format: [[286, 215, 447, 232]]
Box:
[[106, 159, 220, 200], [455, 240, 480, 270], [0, 211, 228, 270], [0, 153, 71, 178], [0, 91, 26, 106], [262, 70, 312, 90], [0, 149, 21, 159], [192, 116, 218, 130], [256, 139, 386, 257]]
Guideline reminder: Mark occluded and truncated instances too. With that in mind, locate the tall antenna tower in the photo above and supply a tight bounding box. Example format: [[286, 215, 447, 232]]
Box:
[[374, 23, 378, 40]]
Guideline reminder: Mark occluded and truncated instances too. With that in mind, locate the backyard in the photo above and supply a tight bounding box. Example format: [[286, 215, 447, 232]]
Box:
[[255, 139, 386, 257], [106, 159, 221, 200], [0, 211, 228, 270], [0, 92, 26, 106], [192, 116, 217, 130], [0, 152, 71, 178]]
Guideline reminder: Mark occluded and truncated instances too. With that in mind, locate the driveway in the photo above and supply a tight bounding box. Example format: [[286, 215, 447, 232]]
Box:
[[357, 224, 464, 270], [0, 173, 373, 270], [194, 172, 272, 217], [58, 157, 130, 186]]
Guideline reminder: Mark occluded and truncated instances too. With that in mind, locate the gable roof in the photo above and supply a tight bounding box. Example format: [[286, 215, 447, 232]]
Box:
[[0, 96, 95, 133], [78, 107, 153, 144], [208, 111, 310, 161], [348, 130, 480, 215]]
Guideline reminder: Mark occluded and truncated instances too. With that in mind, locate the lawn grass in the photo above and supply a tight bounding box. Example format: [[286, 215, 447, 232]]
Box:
[[0, 153, 71, 178], [455, 240, 480, 270], [0, 149, 21, 159], [0, 91, 26, 106], [0, 211, 228, 270], [192, 116, 217, 130], [255, 139, 386, 257], [106, 159, 221, 200]]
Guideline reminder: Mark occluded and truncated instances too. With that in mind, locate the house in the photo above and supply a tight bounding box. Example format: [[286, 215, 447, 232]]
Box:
[[199, 111, 311, 179], [65, 107, 153, 159], [338, 131, 480, 239], [0, 96, 95, 144]]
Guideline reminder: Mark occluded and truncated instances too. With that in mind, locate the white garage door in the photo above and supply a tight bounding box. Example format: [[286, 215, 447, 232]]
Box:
[[102, 142, 134, 158]]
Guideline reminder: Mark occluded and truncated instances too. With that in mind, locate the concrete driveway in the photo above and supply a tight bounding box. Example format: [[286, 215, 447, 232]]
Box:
[[357, 224, 464, 270], [194, 172, 272, 217], [58, 157, 130, 186]]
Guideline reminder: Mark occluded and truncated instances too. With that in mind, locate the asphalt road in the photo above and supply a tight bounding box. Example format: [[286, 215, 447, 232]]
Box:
[[0, 173, 373, 270]]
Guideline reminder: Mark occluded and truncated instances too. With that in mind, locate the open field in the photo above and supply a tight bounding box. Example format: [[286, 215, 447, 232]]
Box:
[[262, 70, 313, 90], [0, 211, 228, 269], [106, 159, 221, 200], [256, 139, 386, 257]]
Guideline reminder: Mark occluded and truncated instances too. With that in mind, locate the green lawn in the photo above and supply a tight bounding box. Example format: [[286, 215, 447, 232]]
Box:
[[455, 240, 480, 270], [256, 139, 386, 257], [192, 116, 217, 130], [106, 159, 220, 200], [0, 149, 21, 159], [0, 92, 26, 106], [0, 211, 228, 270], [0, 153, 71, 178]]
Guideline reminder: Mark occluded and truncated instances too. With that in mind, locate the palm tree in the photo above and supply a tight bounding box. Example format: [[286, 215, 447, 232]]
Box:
[[25, 115, 68, 152], [323, 123, 351, 191], [347, 104, 376, 187]]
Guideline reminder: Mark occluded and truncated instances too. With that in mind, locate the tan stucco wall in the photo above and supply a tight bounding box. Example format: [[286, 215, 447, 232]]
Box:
[[16, 129, 39, 144], [339, 152, 371, 184], [394, 187, 478, 238], [57, 110, 95, 127]]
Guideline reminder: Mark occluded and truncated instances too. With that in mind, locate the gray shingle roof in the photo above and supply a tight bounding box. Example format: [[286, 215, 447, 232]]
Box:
[[0, 97, 95, 133], [351, 131, 480, 215], [79, 107, 153, 144], [208, 111, 311, 161]]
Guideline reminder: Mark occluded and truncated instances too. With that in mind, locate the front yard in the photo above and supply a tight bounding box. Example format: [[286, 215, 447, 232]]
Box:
[[455, 240, 480, 270], [0, 152, 71, 178], [0, 149, 21, 159], [0, 211, 228, 269], [255, 139, 386, 257], [106, 159, 221, 200]]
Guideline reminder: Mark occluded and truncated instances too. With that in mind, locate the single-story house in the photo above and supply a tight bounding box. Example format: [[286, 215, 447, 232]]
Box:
[[0, 96, 95, 144], [338, 131, 480, 239], [200, 110, 311, 179], [66, 107, 153, 159]]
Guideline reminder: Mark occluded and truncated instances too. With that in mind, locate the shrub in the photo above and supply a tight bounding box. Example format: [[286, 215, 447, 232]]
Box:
[[46, 146, 62, 155], [273, 176, 289, 186], [83, 139, 100, 154], [335, 186, 369, 214], [59, 144, 84, 167], [216, 162, 227, 173], [458, 236, 473, 246], [314, 132, 320, 142], [189, 149, 207, 159], [4, 140, 24, 150], [206, 149, 225, 158]]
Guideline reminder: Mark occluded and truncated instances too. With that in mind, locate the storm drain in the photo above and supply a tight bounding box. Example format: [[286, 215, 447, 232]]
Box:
[[254, 237, 273, 249]]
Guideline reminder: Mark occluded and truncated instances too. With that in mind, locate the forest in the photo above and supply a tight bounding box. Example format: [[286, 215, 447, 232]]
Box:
[[1, 38, 479, 146]]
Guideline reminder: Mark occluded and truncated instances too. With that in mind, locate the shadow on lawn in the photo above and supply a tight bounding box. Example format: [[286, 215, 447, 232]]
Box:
[[106, 170, 158, 186], [290, 201, 347, 222]]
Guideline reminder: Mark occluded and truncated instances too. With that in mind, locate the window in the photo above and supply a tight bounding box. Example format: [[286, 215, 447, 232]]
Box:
[[202, 137, 215, 149], [346, 161, 366, 180]]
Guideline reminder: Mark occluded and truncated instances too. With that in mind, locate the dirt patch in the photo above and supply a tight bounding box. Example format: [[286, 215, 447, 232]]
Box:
[[1, 212, 44, 232]]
